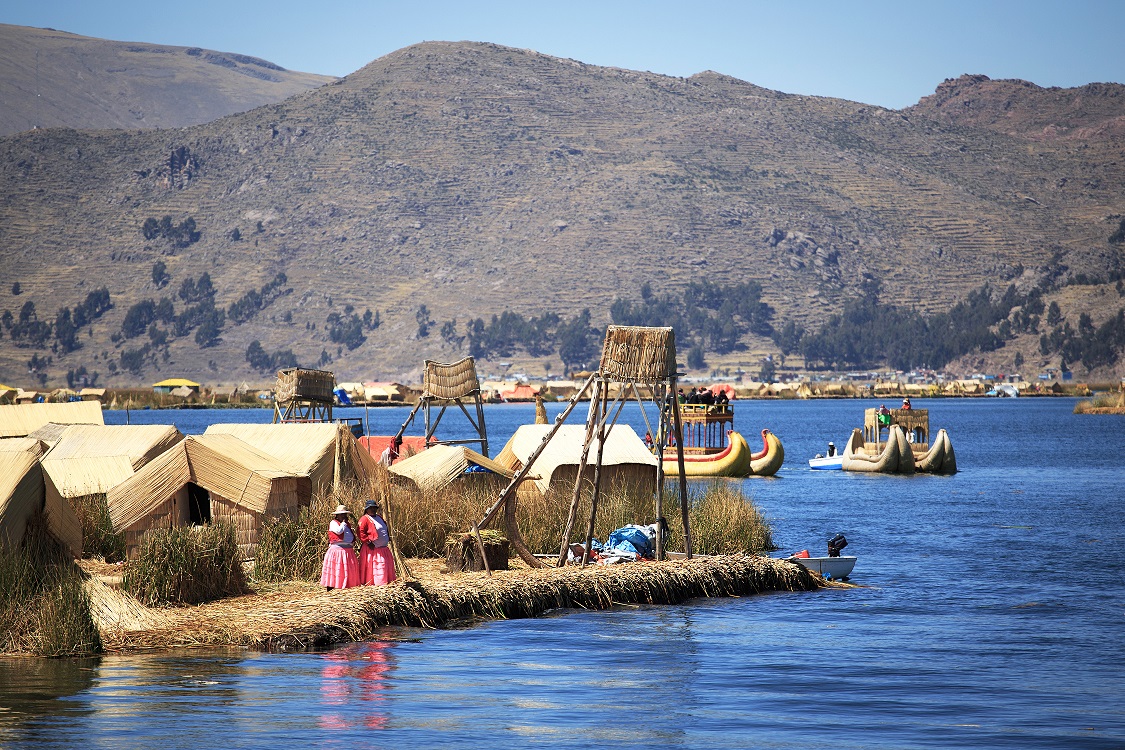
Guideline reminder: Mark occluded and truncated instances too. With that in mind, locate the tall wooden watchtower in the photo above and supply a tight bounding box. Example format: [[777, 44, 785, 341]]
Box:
[[472, 325, 691, 572], [391, 357, 489, 457], [272, 368, 335, 423]]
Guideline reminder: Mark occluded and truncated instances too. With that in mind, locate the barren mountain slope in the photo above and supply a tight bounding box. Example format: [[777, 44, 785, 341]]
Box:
[[0, 24, 334, 136], [1, 41, 1123, 385]]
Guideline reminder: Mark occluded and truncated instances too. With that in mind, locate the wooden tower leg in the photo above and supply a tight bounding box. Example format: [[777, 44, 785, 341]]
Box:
[[654, 382, 667, 561], [582, 379, 609, 566], [670, 376, 692, 559], [556, 383, 601, 567]]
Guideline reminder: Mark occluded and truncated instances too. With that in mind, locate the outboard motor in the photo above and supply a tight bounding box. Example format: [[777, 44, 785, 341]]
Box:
[[827, 533, 848, 557]]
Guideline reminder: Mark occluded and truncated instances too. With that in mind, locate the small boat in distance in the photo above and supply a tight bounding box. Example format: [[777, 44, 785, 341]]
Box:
[[809, 453, 843, 470], [809, 440, 842, 470], [788, 554, 857, 580]]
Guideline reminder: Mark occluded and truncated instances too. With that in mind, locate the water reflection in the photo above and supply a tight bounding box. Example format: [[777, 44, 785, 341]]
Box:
[[319, 641, 395, 731]]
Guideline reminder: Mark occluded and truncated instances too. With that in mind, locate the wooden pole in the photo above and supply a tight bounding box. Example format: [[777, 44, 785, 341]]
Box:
[[556, 381, 602, 567], [582, 379, 609, 566], [670, 375, 692, 559], [654, 382, 667, 561], [478, 372, 597, 532]]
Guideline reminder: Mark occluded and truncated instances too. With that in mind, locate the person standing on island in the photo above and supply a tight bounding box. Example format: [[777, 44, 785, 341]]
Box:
[[320, 505, 360, 591], [358, 500, 396, 586]]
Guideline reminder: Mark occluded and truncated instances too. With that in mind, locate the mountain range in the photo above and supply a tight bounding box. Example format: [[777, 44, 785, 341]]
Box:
[[1, 26, 1123, 387]]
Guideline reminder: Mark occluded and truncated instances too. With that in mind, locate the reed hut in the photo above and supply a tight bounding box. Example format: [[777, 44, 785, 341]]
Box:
[[388, 444, 515, 493], [0, 401, 104, 438], [106, 434, 310, 558], [495, 424, 657, 500], [0, 438, 82, 556], [40, 425, 185, 498], [202, 422, 371, 494]]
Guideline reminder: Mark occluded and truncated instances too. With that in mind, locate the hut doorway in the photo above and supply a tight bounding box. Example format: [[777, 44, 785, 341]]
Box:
[[187, 482, 212, 525]]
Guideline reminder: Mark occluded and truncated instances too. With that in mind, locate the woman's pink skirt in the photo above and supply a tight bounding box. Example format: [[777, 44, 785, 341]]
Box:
[[359, 545, 396, 585], [320, 544, 359, 589]]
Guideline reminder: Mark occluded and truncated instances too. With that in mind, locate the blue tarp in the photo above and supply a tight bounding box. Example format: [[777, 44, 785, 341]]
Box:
[[604, 525, 655, 558], [334, 387, 352, 406]]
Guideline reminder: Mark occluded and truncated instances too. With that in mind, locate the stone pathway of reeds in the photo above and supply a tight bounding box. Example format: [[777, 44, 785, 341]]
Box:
[[93, 555, 824, 653]]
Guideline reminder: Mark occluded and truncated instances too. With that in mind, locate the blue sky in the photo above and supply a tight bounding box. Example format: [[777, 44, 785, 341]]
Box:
[[5, 0, 1124, 108]]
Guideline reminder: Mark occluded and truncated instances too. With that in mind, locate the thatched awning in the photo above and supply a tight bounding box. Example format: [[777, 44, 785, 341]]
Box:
[[0, 401, 104, 438], [389, 444, 513, 493]]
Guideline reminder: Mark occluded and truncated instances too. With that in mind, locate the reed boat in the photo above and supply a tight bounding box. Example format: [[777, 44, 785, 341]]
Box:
[[659, 403, 783, 477], [840, 407, 956, 475]]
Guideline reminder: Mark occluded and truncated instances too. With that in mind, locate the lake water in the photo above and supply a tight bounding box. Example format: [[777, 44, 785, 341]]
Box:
[[2, 398, 1124, 748]]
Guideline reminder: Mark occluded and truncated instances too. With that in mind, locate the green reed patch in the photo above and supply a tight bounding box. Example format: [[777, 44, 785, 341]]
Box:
[[70, 494, 125, 562], [124, 521, 246, 605], [0, 513, 102, 656]]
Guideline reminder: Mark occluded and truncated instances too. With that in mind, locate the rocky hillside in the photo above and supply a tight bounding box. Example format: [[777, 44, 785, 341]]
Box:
[[0, 24, 333, 136], [1, 41, 1123, 387]]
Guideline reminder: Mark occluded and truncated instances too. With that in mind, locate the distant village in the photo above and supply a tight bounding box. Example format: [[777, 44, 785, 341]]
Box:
[[0, 366, 1100, 408]]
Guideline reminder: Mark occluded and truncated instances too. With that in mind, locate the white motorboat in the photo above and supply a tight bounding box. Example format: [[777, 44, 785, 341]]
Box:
[[787, 555, 856, 580], [784, 533, 854, 579], [808, 454, 843, 470]]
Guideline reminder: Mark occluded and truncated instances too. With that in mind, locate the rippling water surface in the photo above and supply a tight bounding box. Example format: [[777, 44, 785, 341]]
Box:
[[2, 398, 1123, 748]]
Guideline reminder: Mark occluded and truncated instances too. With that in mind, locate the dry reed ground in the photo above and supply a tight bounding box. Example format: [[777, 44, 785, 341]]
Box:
[[85, 555, 824, 653]]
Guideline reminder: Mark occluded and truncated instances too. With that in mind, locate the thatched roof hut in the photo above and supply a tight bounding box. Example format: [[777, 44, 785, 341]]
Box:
[[107, 434, 311, 558], [495, 424, 657, 498], [0, 438, 82, 557], [40, 425, 185, 499], [388, 444, 514, 493], [0, 401, 104, 438], [203, 422, 371, 494]]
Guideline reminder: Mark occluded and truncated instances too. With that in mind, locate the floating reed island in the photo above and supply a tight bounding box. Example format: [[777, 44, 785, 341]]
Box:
[[86, 554, 825, 653]]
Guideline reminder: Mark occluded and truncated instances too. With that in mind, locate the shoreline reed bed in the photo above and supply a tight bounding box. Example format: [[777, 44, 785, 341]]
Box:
[[105, 554, 824, 653], [254, 473, 774, 583], [123, 521, 246, 605], [0, 512, 102, 657], [509, 477, 775, 557], [1074, 390, 1125, 413]]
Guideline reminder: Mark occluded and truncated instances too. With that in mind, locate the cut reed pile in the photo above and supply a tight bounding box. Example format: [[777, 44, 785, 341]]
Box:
[[101, 554, 822, 653], [0, 512, 102, 656]]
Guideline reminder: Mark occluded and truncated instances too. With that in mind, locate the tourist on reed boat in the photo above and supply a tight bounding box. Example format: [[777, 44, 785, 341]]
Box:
[[358, 500, 396, 586], [320, 505, 360, 591]]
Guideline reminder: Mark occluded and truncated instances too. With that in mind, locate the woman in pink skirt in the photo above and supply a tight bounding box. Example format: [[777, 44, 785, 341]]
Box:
[[357, 500, 397, 585], [320, 504, 360, 591]]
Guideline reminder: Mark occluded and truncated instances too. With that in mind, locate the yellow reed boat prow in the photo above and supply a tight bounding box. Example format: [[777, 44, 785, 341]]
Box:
[[658, 402, 784, 477]]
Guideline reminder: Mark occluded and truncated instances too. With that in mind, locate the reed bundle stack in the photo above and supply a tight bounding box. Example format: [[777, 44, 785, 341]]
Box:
[[92, 554, 822, 653]]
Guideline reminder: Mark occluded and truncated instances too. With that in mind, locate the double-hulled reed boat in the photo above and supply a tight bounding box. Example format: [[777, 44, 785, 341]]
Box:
[[840, 407, 956, 474]]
